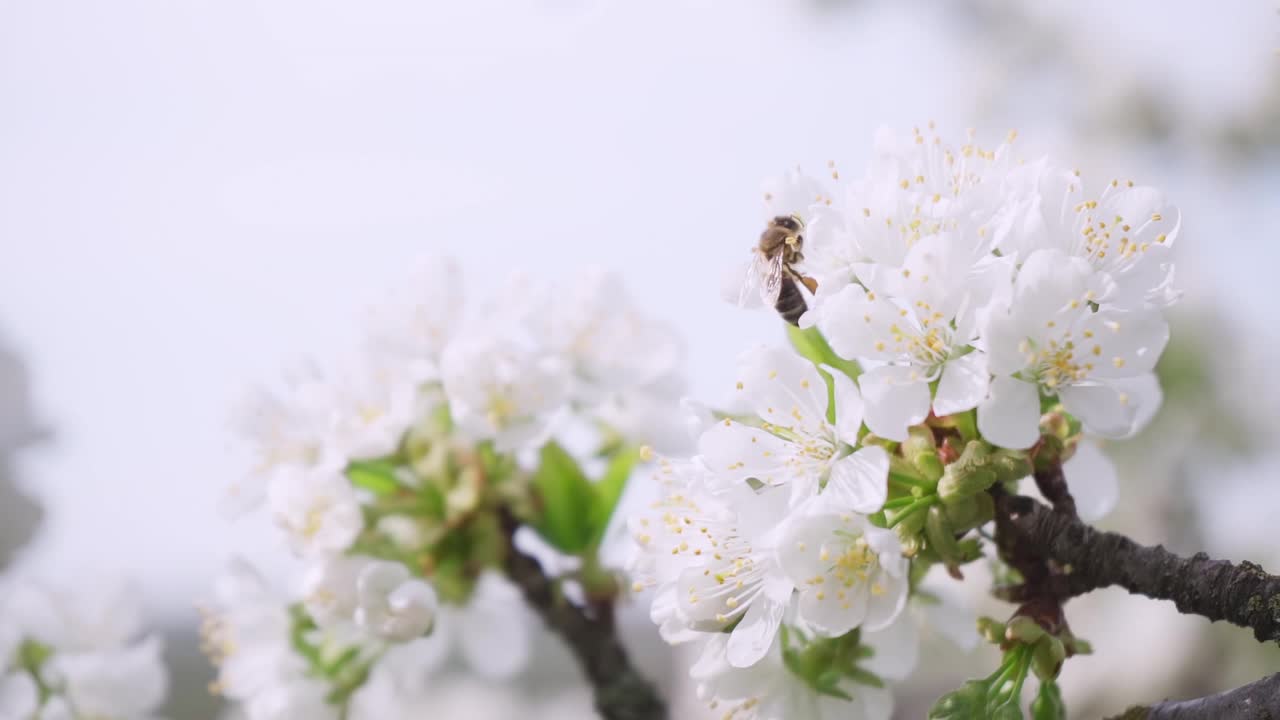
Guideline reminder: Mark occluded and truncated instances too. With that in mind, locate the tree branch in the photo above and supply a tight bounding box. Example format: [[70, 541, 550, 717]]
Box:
[[498, 509, 667, 720], [999, 493, 1280, 644], [1109, 672, 1280, 719]]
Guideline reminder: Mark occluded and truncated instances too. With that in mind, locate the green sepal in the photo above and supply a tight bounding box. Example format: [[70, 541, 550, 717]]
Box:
[[786, 324, 862, 380], [1031, 681, 1067, 720], [346, 458, 403, 496], [531, 442, 596, 553]]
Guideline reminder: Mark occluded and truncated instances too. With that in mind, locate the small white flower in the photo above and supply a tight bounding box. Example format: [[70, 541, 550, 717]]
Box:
[[776, 506, 908, 637], [46, 635, 168, 719], [979, 248, 1169, 448], [1000, 164, 1180, 309], [361, 255, 463, 384], [267, 465, 364, 558], [629, 460, 794, 668], [300, 555, 373, 629], [698, 346, 889, 513], [440, 335, 569, 452], [354, 562, 438, 643], [329, 359, 423, 462], [813, 232, 1007, 440], [228, 365, 340, 514], [533, 267, 683, 403]]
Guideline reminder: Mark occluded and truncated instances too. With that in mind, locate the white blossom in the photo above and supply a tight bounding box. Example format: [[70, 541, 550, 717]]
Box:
[[354, 562, 438, 643], [775, 505, 908, 637], [978, 248, 1168, 448], [267, 464, 364, 557], [440, 334, 569, 452], [698, 346, 889, 514], [361, 255, 463, 384]]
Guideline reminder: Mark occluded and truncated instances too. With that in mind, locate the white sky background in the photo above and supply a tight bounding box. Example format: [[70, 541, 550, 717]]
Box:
[[0, 0, 1277, 710]]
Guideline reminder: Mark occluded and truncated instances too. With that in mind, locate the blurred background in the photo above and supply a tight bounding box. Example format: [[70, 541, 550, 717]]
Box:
[[1, 0, 1278, 717]]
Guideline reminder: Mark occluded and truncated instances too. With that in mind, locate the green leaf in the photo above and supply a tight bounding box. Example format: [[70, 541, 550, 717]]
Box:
[[1031, 681, 1066, 720], [531, 442, 595, 553], [786, 324, 862, 380], [587, 446, 641, 548], [346, 459, 402, 496]]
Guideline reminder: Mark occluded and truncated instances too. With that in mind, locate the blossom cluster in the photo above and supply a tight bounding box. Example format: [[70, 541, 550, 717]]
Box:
[[0, 579, 168, 719], [634, 126, 1178, 718], [212, 260, 686, 718]]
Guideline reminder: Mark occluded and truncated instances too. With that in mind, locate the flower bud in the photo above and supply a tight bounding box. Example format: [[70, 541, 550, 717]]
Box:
[[976, 617, 1006, 645], [895, 505, 928, 556], [300, 555, 370, 627], [938, 441, 998, 505], [1004, 615, 1046, 644], [943, 492, 994, 533], [990, 449, 1032, 485], [903, 427, 944, 483], [354, 561, 438, 642], [925, 506, 962, 565], [1032, 635, 1067, 681]]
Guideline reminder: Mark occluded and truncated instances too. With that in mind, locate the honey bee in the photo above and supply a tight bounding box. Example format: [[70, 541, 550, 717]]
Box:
[[736, 214, 819, 325]]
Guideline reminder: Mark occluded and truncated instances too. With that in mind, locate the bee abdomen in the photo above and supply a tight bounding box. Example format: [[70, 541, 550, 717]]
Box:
[[774, 277, 807, 326]]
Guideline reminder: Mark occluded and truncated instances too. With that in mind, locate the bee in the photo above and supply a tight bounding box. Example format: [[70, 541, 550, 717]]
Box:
[[736, 214, 819, 325]]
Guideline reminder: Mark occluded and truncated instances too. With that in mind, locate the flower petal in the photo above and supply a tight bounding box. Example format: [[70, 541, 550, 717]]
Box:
[[932, 351, 990, 416], [829, 369, 865, 445], [736, 347, 830, 434], [824, 447, 889, 514], [698, 421, 791, 487], [977, 376, 1041, 449], [1063, 440, 1119, 522], [1060, 382, 1135, 438], [858, 366, 930, 441], [726, 575, 791, 668]]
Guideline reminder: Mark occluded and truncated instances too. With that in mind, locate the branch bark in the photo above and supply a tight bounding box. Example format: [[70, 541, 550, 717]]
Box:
[[998, 493, 1280, 644], [1109, 672, 1280, 719], [498, 509, 667, 720]]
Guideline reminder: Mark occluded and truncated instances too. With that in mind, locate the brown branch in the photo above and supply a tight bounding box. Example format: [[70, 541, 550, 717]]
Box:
[[498, 508, 667, 720], [1109, 672, 1280, 719], [998, 493, 1280, 644]]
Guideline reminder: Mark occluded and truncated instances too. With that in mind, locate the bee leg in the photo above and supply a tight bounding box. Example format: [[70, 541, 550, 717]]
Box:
[[800, 275, 818, 294]]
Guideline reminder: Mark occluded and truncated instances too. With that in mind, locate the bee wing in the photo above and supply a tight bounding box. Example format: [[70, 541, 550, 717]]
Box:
[[757, 251, 785, 307], [723, 255, 763, 308]]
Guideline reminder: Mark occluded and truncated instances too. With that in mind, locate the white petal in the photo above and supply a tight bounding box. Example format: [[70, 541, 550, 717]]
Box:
[[799, 580, 868, 637], [829, 370, 865, 444], [862, 614, 920, 682], [726, 577, 790, 668], [1076, 309, 1169, 378], [977, 376, 1041, 449], [824, 447, 889, 514], [1110, 372, 1163, 437], [1064, 440, 1119, 522], [932, 351, 990, 416], [1060, 382, 1135, 438], [698, 421, 791, 487], [861, 570, 909, 632], [736, 346, 830, 433], [858, 366, 930, 441]]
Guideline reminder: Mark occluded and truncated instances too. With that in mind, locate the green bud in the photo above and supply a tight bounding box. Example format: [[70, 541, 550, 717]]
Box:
[[895, 506, 928, 556], [1032, 636, 1066, 682], [990, 703, 1025, 720], [955, 538, 984, 564], [976, 617, 1006, 645], [928, 680, 991, 719], [1031, 681, 1067, 720], [944, 492, 995, 533], [991, 449, 1033, 484], [938, 441, 998, 504], [1005, 616, 1046, 644], [904, 427, 945, 483], [925, 506, 962, 565], [1063, 634, 1093, 656], [1033, 435, 1065, 473]]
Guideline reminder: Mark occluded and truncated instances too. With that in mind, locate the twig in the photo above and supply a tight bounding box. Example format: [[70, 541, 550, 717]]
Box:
[[998, 494, 1280, 644], [498, 508, 667, 720], [1109, 672, 1280, 719]]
